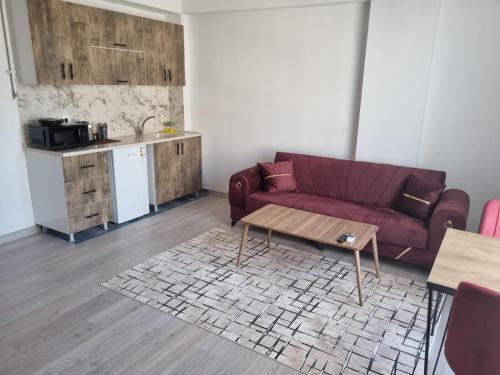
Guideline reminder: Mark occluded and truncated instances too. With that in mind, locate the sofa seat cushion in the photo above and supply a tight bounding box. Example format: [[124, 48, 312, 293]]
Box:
[[246, 192, 429, 250]]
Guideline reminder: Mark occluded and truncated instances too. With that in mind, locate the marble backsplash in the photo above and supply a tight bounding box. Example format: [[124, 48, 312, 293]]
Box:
[[17, 84, 184, 137]]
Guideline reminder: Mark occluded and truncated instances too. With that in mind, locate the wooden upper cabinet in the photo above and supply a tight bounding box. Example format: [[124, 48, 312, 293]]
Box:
[[88, 48, 145, 85], [27, 0, 66, 84], [144, 19, 185, 86], [166, 24, 186, 86], [60, 2, 92, 84], [87, 7, 144, 51], [143, 18, 167, 86], [27, 0, 92, 85], [25, 0, 184, 86]]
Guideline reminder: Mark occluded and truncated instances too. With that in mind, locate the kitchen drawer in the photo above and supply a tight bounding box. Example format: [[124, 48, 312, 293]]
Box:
[[64, 176, 110, 208], [63, 152, 108, 182], [68, 200, 110, 233]]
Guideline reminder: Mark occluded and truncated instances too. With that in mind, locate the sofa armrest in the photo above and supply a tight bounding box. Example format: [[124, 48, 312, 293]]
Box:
[[229, 166, 262, 209], [428, 189, 470, 252]]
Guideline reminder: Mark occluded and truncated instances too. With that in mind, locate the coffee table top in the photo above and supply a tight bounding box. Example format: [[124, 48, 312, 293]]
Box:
[[428, 229, 500, 294], [241, 204, 378, 251]]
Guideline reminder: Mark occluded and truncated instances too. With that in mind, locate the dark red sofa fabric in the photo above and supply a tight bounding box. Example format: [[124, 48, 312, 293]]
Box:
[[229, 152, 469, 268], [258, 160, 298, 193], [246, 192, 428, 249], [229, 167, 261, 209], [445, 282, 500, 375], [274, 152, 446, 208], [394, 174, 445, 220]]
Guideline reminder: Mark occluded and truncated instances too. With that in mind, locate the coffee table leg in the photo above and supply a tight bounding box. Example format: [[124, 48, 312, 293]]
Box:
[[236, 223, 250, 267], [371, 234, 380, 277], [267, 229, 272, 248], [354, 250, 363, 306]]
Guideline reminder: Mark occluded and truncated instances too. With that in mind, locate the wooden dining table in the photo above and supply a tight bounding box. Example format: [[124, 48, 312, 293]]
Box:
[[424, 228, 500, 375]]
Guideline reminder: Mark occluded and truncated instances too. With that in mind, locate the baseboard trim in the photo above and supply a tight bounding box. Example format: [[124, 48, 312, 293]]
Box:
[[0, 225, 40, 245], [208, 190, 228, 198]]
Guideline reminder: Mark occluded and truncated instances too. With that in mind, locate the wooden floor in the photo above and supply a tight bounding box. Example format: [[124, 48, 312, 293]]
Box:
[[0, 194, 453, 374]]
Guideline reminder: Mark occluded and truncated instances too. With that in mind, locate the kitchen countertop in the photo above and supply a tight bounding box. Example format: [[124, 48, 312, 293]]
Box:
[[25, 130, 201, 157]]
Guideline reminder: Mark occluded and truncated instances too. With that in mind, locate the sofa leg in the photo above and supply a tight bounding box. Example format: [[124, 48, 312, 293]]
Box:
[[316, 242, 325, 251], [231, 219, 237, 227]]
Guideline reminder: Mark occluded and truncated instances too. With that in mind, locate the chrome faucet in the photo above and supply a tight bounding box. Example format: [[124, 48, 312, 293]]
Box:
[[136, 116, 156, 138]]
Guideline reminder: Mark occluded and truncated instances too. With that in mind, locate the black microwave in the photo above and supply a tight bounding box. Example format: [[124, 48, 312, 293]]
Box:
[[28, 124, 90, 150]]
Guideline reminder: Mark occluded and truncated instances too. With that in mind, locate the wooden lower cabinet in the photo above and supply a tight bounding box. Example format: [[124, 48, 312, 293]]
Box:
[[25, 150, 111, 241], [153, 140, 182, 204], [64, 176, 110, 207], [179, 137, 202, 197], [62, 152, 108, 182], [26, 138, 201, 240], [148, 136, 202, 206], [68, 200, 111, 233]]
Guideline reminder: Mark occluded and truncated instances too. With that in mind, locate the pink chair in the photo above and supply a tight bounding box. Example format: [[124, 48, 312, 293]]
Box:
[[444, 282, 500, 375], [478, 199, 500, 237]]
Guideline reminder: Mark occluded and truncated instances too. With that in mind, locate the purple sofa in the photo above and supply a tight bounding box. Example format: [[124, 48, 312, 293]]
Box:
[[229, 152, 470, 268]]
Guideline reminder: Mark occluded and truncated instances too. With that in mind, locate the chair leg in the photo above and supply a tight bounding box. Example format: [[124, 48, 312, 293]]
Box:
[[231, 219, 237, 226]]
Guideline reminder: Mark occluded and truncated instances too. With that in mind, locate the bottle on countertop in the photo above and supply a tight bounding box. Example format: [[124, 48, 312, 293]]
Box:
[[88, 123, 93, 141], [98, 123, 108, 140], [92, 125, 99, 141]]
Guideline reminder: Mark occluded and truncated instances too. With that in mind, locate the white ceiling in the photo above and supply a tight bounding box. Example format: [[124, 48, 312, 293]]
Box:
[[105, 0, 368, 15], [181, 0, 368, 14]]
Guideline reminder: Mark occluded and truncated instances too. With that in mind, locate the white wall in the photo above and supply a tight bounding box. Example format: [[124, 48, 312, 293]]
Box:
[[355, 0, 441, 166], [419, 0, 500, 230], [0, 9, 34, 237], [185, 2, 369, 192]]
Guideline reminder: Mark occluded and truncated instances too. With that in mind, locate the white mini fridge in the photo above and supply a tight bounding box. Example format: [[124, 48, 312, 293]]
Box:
[[109, 145, 150, 224]]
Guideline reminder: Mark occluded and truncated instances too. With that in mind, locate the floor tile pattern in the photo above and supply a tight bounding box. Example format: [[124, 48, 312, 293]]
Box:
[[102, 229, 439, 374]]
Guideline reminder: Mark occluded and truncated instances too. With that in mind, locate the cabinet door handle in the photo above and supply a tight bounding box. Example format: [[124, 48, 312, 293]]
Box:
[[164, 68, 167, 82], [176, 143, 180, 155], [82, 189, 96, 195], [80, 164, 95, 169], [168, 68, 172, 82], [181, 142, 184, 154], [61, 63, 66, 80], [115, 80, 129, 84], [85, 213, 99, 219], [112, 43, 127, 47], [69, 63, 74, 80]]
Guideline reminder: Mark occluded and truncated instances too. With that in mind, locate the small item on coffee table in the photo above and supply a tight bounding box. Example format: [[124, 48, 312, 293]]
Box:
[[337, 233, 355, 244]]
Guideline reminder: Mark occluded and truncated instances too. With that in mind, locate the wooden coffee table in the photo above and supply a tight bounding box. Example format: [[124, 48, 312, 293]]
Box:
[[236, 204, 380, 306]]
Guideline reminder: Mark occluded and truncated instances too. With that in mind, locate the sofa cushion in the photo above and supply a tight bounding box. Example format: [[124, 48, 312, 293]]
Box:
[[275, 152, 446, 208], [246, 192, 429, 250], [394, 174, 445, 220], [258, 160, 298, 193]]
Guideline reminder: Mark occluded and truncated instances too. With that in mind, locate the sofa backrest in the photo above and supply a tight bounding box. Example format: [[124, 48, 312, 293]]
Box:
[[275, 152, 446, 208]]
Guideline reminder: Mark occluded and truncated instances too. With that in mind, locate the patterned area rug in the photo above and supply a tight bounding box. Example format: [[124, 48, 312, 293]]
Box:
[[101, 228, 439, 375]]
